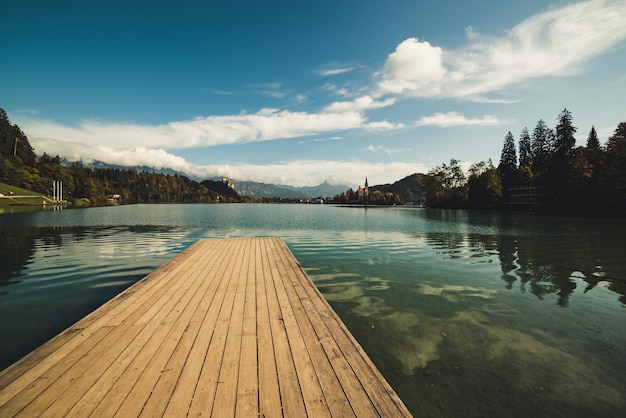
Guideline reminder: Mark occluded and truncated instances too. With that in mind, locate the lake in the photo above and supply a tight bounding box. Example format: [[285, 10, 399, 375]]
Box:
[[1, 204, 625, 417]]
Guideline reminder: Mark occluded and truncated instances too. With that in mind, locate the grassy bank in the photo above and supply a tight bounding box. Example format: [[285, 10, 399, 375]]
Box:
[[0, 181, 51, 205]]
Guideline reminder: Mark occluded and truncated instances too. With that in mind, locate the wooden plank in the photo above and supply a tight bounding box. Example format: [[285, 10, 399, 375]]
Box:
[[280, 243, 412, 417], [235, 238, 260, 417], [136, 239, 233, 416], [210, 238, 250, 416], [112, 239, 224, 416], [276, 240, 379, 417], [0, 237, 413, 418], [255, 238, 285, 418], [186, 238, 247, 416], [266, 238, 332, 417], [261, 237, 308, 417], [89, 240, 228, 417], [60, 241, 215, 417], [272, 238, 357, 418], [0, 242, 200, 401], [162, 238, 240, 416]]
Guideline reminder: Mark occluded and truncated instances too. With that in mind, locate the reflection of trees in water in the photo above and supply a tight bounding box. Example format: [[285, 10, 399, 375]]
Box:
[[500, 227, 625, 307], [0, 227, 81, 290], [0, 229, 39, 288], [422, 210, 626, 307]]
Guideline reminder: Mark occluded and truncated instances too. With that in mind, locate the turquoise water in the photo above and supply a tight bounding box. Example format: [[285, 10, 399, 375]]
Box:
[[1, 204, 625, 417]]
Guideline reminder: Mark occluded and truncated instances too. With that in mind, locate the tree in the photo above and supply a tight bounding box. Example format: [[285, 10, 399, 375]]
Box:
[[531, 119, 554, 183], [518, 127, 532, 168], [424, 159, 467, 208], [603, 122, 626, 211], [468, 160, 502, 209], [498, 131, 517, 190], [554, 108, 576, 156], [586, 126, 600, 149], [518, 127, 533, 185], [551, 109, 577, 204]]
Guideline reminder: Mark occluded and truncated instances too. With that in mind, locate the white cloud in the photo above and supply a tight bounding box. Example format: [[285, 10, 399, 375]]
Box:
[[361, 145, 384, 153], [20, 105, 403, 150], [377, 0, 626, 99], [213, 159, 426, 188], [29, 137, 424, 187], [324, 95, 396, 113], [378, 38, 446, 96], [317, 64, 357, 77], [415, 112, 513, 127], [361, 145, 412, 155]]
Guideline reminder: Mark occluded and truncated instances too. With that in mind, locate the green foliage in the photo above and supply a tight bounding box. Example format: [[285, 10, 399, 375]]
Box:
[[554, 108, 576, 155], [468, 160, 502, 209], [602, 122, 626, 209], [0, 109, 243, 205], [424, 159, 467, 208], [586, 125, 600, 149], [498, 131, 517, 190], [518, 127, 531, 167]]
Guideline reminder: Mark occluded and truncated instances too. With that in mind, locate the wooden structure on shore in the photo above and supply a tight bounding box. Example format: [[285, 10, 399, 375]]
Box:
[[505, 186, 553, 211], [0, 237, 412, 417]]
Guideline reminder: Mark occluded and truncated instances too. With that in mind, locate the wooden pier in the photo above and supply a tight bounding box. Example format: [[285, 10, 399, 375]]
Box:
[[0, 237, 412, 417]]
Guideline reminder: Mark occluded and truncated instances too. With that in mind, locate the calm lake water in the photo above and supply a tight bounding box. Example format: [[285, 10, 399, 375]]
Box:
[[1, 204, 625, 417]]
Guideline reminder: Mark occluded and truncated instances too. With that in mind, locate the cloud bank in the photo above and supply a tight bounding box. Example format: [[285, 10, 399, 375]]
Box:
[[30, 136, 423, 187], [22, 98, 401, 151], [378, 0, 626, 100], [415, 112, 513, 127]]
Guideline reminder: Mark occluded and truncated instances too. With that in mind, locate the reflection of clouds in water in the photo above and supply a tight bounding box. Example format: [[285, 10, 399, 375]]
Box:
[[312, 271, 624, 410], [450, 308, 624, 410], [416, 283, 496, 302], [378, 311, 443, 372]]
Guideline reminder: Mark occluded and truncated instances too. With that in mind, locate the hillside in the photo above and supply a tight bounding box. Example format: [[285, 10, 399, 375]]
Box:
[[371, 173, 426, 204], [0, 109, 243, 205]]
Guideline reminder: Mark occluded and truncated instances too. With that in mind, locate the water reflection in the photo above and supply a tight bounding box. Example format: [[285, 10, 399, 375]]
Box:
[[0, 226, 195, 369], [496, 229, 625, 308], [415, 210, 626, 307], [304, 221, 626, 416], [1, 206, 625, 417]]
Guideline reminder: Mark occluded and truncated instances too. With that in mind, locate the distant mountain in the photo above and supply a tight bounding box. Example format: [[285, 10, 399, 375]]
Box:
[[235, 180, 349, 198], [299, 182, 350, 198]]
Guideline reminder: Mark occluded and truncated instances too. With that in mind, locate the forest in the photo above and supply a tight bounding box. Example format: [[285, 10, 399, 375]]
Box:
[[0, 109, 242, 205], [421, 109, 626, 215]]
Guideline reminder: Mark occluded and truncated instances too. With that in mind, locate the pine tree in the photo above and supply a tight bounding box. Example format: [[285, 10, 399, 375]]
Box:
[[586, 126, 600, 149], [498, 131, 517, 189], [555, 108, 576, 156], [531, 119, 552, 182], [531, 119, 550, 156], [518, 127, 532, 167]]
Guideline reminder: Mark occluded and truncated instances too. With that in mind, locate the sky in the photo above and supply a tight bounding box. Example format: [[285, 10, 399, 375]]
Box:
[[2, 0, 625, 187]]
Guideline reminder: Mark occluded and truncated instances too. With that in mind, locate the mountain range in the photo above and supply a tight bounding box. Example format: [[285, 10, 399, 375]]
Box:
[[233, 180, 349, 199], [73, 159, 351, 199]]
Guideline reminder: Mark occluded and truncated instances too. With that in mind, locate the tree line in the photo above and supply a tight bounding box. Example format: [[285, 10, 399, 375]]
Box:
[[0, 109, 242, 205], [424, 109, 626, 215]]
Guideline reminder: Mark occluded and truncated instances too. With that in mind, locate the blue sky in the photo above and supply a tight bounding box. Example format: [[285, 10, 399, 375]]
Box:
[[2, 0, 625, 187]]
